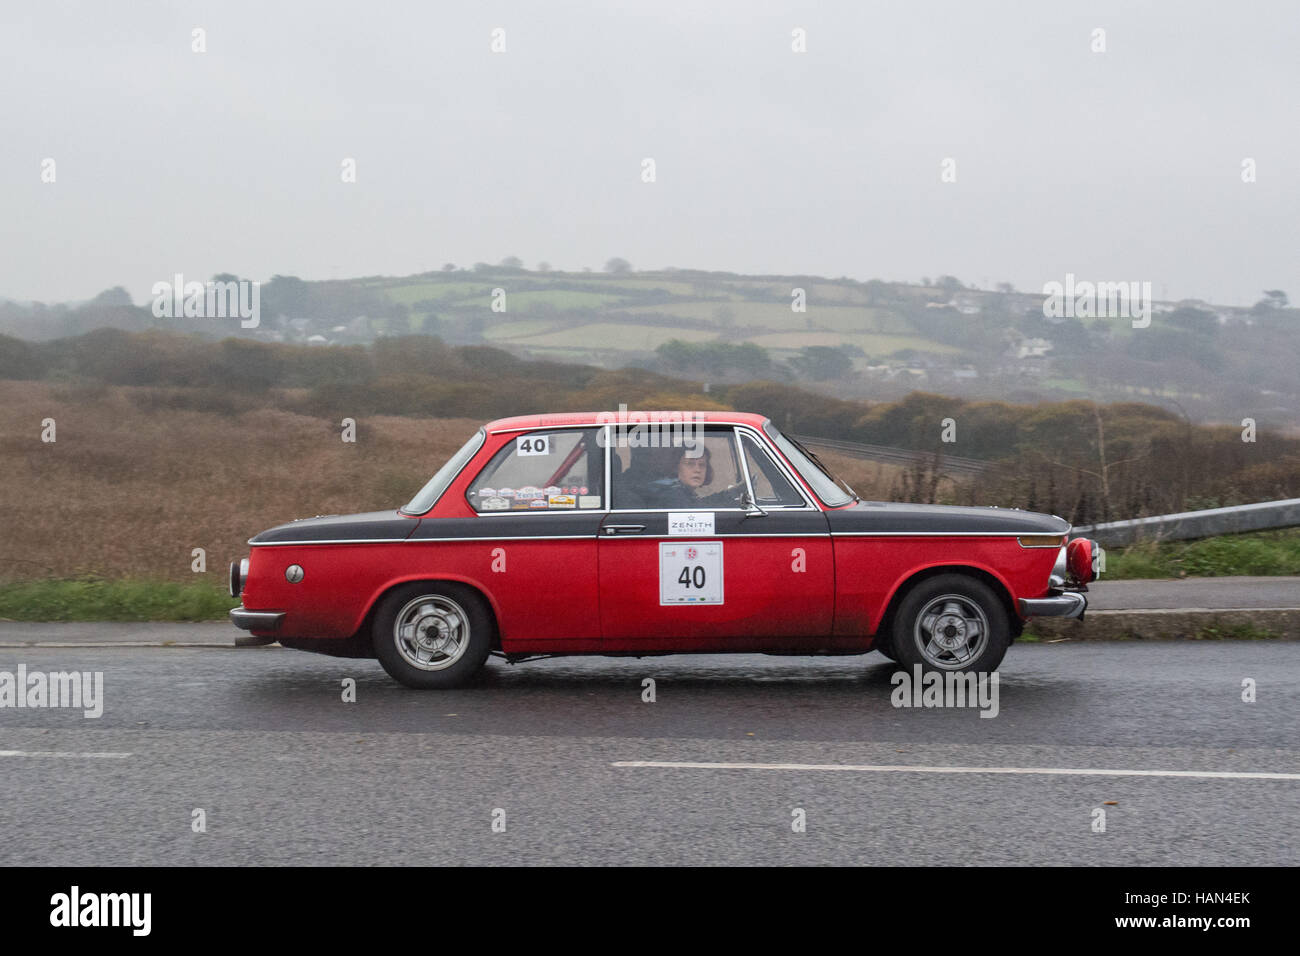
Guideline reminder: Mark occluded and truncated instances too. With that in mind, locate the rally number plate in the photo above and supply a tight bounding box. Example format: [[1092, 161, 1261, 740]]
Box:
[[659, 542, 723, 605]]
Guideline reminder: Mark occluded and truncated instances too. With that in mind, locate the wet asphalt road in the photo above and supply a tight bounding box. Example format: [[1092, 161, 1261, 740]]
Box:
[[0, 640, 1297, 865], [1088, 576, 1300, 610]]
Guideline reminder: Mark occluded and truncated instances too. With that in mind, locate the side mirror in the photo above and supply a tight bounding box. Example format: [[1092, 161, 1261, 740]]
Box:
[[741, 491, 767, 517]]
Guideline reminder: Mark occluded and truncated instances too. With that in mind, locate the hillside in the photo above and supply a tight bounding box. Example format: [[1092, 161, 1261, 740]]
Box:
[[2, 267, 1296, 426]]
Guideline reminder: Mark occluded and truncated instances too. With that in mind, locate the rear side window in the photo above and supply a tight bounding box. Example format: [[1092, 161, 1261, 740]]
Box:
[[467, 429, 605, 512]]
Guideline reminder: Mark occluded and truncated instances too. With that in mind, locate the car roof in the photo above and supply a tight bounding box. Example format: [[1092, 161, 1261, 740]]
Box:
[[485, 411, 772, 432]]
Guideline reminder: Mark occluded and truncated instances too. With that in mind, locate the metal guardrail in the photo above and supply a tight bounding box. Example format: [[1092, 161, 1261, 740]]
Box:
[[795, 435, 1299, 546], [1073, 498, 1300, 547], [792, 435, 990, 477]]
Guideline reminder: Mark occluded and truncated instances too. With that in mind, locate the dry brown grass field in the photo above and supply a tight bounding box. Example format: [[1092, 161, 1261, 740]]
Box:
[[814, 451, 907, 499], [0, 381, 479, 581], [0, 383, 913, 583]]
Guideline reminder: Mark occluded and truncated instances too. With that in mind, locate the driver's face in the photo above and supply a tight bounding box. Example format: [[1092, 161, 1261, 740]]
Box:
[[677, 453, 708, 488]]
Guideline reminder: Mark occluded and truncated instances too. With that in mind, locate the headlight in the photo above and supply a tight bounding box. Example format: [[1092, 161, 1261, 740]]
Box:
[[1067, 538, 1102, 584]]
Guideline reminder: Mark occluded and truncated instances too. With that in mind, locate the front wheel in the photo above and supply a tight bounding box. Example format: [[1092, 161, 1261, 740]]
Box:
[[372, 583, 493, 688], [890, 574, 1010, 674]]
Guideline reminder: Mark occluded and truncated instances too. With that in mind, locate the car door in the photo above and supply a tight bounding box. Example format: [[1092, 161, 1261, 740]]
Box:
[[597, 424, 833, 645], [411, 426, 607, 644]]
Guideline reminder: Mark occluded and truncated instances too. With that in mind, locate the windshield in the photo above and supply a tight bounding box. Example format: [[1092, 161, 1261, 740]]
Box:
[[400, 429, 486, 514], [763, 421, 855, 507]]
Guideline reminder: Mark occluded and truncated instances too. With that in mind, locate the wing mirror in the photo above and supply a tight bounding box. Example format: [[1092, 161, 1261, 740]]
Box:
[[740, 491, 767, 517]]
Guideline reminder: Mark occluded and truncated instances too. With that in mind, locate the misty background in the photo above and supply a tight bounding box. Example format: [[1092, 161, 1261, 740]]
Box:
[[2, 0, 1297, 306]]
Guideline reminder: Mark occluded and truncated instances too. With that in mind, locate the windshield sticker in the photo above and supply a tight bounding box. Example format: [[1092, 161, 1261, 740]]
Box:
[[516, 435, 551, 456]]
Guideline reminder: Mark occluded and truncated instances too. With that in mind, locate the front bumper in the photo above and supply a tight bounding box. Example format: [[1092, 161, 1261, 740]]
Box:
[[230, 607, 285, 631], [1019, 591, 1087, 619]]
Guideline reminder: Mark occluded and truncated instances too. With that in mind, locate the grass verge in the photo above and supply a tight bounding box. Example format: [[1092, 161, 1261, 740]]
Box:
[[0, 578, 237, 622], [1103, 527, 1300, 579]]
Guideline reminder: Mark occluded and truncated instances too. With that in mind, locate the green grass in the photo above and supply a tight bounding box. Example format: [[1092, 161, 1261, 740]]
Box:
[[809, 307, 915, 334], [545, 277, 705, 296], [481, 319, 563, 340], [383, 281, 494, 306], [510, 322, 719, 349], [504, 290, 628, 310], [610, 301, 908, 333], [612, 301, 789, 326], [750, 330, 961, 356], [810, 282, 871, 304], [1021, 621, 1281, 641], [1040, 377, 1091, 394], [0, 578, 237, 622], [1104, 528, 1300, 580]]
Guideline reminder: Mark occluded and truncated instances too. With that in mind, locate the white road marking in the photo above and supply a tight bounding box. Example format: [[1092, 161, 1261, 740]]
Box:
[[612, 760, 1300, 781], [0, 750, 131, 759]]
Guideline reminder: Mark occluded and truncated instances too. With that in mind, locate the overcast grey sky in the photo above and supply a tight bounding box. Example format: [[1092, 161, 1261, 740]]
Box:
[[2, 0, 1296, 306]]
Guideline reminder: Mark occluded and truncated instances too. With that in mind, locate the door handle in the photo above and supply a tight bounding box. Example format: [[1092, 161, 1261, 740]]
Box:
[[603, 524, 646, 536]]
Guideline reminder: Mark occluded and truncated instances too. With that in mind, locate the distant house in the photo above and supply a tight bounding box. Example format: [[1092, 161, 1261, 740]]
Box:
[[950, 295, 982, 315], [1006, 337, 1053, 360]]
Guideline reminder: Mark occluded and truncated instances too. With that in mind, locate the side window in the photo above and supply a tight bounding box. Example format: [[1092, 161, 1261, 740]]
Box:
[[739, 433, 806, 507], [611, 426, 746, 509], [467, 429, 605, 512]]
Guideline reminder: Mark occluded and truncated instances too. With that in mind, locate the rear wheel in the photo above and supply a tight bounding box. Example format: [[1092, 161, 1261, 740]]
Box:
[[372, 582, 493, 688], [891, 574, 1010, 674]]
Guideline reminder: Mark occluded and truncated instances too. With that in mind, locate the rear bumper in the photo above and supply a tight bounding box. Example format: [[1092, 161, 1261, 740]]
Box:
[[1019, 591, 1087, 619], [230, 607, 285, 631]]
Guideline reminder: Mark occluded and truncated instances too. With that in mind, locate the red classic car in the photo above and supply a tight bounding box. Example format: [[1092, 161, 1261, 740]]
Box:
[[229, 411, 1102, 687]]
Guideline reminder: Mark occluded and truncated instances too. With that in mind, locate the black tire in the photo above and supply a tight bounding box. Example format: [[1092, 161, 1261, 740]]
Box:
[[890, 573, 1010, 674], [372, 582, 493, 688]]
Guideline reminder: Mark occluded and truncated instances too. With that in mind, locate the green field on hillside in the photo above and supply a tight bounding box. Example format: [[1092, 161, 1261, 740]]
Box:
[[508, 322, 719, 350], [502, 290, 629, 310], [750, 331, 961, 356], [384, 281, 494, 306], [611, 301, 907, 333]]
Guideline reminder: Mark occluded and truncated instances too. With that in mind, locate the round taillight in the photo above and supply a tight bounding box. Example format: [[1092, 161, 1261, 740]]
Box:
[[1067, 538, 1095, 584], [229, 557, 249, 598]]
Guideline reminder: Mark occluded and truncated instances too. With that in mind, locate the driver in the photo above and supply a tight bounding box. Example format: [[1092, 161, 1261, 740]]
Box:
[[644, 444, 741, 508]]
